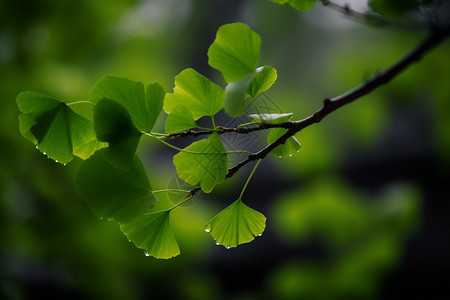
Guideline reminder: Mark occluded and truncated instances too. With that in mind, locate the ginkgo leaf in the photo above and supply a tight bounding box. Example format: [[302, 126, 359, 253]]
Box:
[[75, 149, 157, 223], [89, 76, 164, 132], [173, 133, 227, 193], [163, 68, 224, 120], [93, 98, 142, 169], [268, 0, 317, 12], [204, 199, 266, 248], [224, 72, 257, 117], [247, 65, 278, 97], [248, 113, 293, 123], [165, 105, 198, 133], [120, 210, 180, 259], [268, 128, 302, 157], [16, 92, 105, 164], [208, 22, 261, 83]]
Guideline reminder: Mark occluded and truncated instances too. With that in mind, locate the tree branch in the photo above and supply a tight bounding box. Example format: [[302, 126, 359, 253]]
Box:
[[318, 0, 424, 31], [226, 26, 450, 178]]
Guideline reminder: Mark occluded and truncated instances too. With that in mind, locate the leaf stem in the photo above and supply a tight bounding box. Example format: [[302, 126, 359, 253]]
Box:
[[238, 159, 262, 201], [211, 116, 216, 129], [66, 100, 94, 107], [143, 132, 252, 155], [152, 189, 191, 194]]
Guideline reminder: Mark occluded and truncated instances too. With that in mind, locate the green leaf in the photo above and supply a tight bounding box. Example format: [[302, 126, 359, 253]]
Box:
[[16, 92, 105, 164], [268, 0, 316, 12], [94, 98, 142, 169], [120, 210, 180, 259], [163, 68, 224, 120], [249, 113, 293, 123], [173, 133, 227, 193], [75, 149, 157, 223], [268, 128, 302, 157], [89, 76, 164, 132], [208, 22, 261, 83], [248, 66, 278, 97], [165, 105, 198, 133], [224, 72, 257, 117], [205, 199, 266, 248], [223, 65, 278, 117]]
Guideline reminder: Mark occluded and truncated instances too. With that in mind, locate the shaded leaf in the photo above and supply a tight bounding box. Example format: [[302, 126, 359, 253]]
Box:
[[224, 72, 257, 117], [208, 22, 261, 82], [173, 133, 227, 193], [205, 199, 266, 248], [268, 0, 316, 12], [268, 128, 302, 157], [165, 105, 198, 133], [94, 99, 142, 170], [75, 149, 157, 223], [120, 210, 180, 259], [16, 92, 104, 164], [248, 65, 278, 97], [249, 113, 293, 123], [89, 76, 164, 132], [163, 68, 224, 120]]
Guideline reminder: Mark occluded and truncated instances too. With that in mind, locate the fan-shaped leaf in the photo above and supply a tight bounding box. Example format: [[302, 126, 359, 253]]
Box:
[[163, 68, 224, 120], [249, 113, 293, 123], [165, 105, 198, 133], [205, 199, 266, 248], [89, 76, 164, 132], [120, 210, 180, 259], [224, 72, 257, 117], [248, 65, 278, 97], [173, 133, 227, 193], [208, 22, 261, 83], [268, 0, 316, 12], [16, 92, 105, 164], [94, 99, 142, 169], [268, 128, 302, 157], [75, 149, 157, 223]]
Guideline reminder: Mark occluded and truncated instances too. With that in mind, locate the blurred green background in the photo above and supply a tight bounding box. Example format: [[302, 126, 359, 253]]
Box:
[[1, 0, 449, 299]]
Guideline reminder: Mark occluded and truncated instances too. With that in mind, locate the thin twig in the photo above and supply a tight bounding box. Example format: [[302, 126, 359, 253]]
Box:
[[226, 26, 450, 178]]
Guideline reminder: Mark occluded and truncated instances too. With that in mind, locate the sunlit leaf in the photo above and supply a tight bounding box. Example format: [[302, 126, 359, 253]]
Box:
[[16, 92, 105, 164], [94, 99, 142, 169], [248, 65, 278, 97], [205, 199, 266, 248], [75, 149, 157, 223], [163, 68, 224, 120], [89, 76, 164, 132], [268, 0, 316, 12], [120, 210, 180, 259], [249, 113, 293, 123], [173, 133, 227, 193], [268, 128, 302, 157], [165, 105, 198, 133], [208, 22, 261, 82]]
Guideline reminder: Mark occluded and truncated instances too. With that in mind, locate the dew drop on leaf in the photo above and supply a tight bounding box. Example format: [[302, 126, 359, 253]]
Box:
[[204, 224, 211, 233], [226, 245, 231, 249], [144, 250, 150, 257], [258, 233, 262, 237], [215, 242, 220, 246]]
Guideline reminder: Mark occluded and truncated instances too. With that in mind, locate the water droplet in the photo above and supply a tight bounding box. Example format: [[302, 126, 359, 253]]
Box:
[[35, 145, 39, 149], [55, 160, 58, 163], [204, 224, 211, 233], [144, 250, 150, 257], [43, 152, 46, 155], [226, 245, 231, 249], [278, 156, 282, 159], [215, 242, 220, 246], [258, 233, 262, 237], [289, 154, 292, 157], [63, 164, 67, 166]]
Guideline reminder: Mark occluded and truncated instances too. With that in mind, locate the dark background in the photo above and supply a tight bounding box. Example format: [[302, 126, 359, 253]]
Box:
[[1, 0, 449, 299]]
